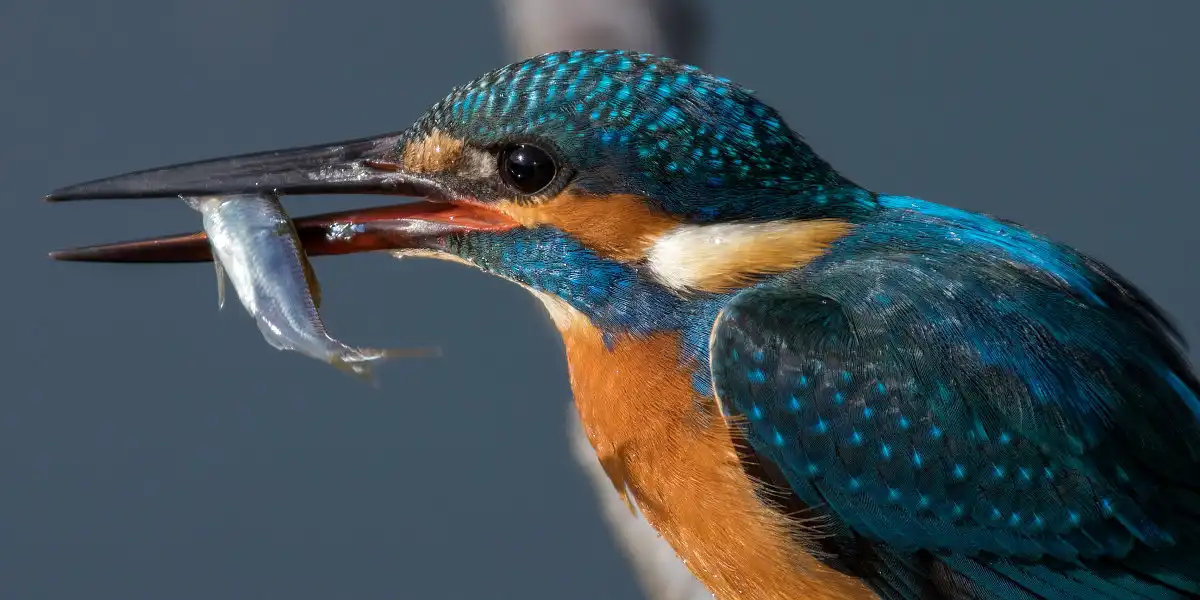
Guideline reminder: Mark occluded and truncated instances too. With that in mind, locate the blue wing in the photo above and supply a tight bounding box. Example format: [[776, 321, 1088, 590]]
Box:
[[710, 200, 1200, 599]]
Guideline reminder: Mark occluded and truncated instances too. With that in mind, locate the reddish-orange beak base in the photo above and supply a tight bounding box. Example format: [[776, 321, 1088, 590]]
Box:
[[50, 202, 519, 263]]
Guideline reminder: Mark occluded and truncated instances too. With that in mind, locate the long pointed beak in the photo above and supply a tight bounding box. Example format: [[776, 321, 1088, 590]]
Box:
[[44, 132, 445, 202], [46, 132, 518, 262]]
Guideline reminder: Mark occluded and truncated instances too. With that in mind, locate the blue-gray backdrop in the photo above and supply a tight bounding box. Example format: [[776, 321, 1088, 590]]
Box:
[[3, 2, 1197, 598]]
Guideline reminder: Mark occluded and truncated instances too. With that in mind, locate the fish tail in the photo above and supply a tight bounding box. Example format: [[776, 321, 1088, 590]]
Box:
[[331, 346, 443, 386]]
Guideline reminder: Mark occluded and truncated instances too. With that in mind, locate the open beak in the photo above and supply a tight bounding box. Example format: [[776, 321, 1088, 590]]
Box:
[[46, 132, 519, 262]]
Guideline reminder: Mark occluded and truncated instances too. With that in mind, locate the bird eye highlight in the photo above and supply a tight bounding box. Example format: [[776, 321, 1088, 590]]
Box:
[[498, 143, 557, 195]]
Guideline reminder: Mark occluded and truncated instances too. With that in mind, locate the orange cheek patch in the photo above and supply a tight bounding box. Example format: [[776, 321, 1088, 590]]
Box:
[[497, 192, 682, 262], [399, 128, 466, 173]]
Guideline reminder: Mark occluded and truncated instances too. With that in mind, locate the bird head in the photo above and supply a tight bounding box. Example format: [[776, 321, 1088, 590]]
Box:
[[49, 50, 877, 336]]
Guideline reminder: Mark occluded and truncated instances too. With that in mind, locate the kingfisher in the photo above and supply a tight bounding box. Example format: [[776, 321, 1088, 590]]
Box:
[[46, 50, 1200, 600]]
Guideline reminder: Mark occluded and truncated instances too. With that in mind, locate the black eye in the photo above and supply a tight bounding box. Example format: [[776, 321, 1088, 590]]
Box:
[[498, 143, 557, 195]]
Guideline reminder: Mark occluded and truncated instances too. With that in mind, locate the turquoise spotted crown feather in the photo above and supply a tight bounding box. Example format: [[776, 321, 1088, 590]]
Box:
[[403, 50, 877, 222]]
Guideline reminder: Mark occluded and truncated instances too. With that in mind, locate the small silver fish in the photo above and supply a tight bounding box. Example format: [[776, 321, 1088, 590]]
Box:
[[185, 192, 434, 381]]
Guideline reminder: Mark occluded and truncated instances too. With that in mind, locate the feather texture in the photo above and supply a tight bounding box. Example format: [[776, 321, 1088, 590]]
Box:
[[710, 196, 1200, 599]]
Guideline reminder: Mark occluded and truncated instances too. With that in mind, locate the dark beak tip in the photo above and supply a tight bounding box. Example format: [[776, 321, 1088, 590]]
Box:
[[49, 247, 98, 262], [49, 248, 83, 261], [43, 182, 129, 203], [44, 185, 93, 202], [43, 187, 73, 202]]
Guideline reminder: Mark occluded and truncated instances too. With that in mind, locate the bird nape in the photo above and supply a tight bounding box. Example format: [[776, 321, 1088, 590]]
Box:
[[47, 50, 1200, 600]]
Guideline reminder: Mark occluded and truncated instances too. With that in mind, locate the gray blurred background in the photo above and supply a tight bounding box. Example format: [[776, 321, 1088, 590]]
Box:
[[3, 1, 1198, 598]]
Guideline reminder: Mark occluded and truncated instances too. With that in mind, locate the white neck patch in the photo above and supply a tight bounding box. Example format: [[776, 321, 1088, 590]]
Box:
[[645, 220, 851, 293]]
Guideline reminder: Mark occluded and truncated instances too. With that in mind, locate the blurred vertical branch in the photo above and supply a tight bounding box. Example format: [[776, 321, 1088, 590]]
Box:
[[494, 1, 712, 598], [496, 0, 707, 66]]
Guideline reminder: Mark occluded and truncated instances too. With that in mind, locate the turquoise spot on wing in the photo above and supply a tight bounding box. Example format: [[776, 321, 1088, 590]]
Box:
[[772, 429, 786, 446]]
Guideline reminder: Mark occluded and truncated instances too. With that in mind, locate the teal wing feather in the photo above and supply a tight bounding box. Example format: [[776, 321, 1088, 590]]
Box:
[[709, 201, 1200, 599]]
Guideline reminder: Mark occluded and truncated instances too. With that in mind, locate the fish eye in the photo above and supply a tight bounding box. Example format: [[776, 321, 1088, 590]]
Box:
[[498, 143, 557, 195]]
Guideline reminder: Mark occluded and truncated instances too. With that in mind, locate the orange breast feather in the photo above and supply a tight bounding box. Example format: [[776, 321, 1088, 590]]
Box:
[[545, 296, 875, 600]]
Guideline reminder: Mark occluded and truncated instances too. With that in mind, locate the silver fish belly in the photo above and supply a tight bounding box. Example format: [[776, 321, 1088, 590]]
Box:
[[185, 193, 430, 379]]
